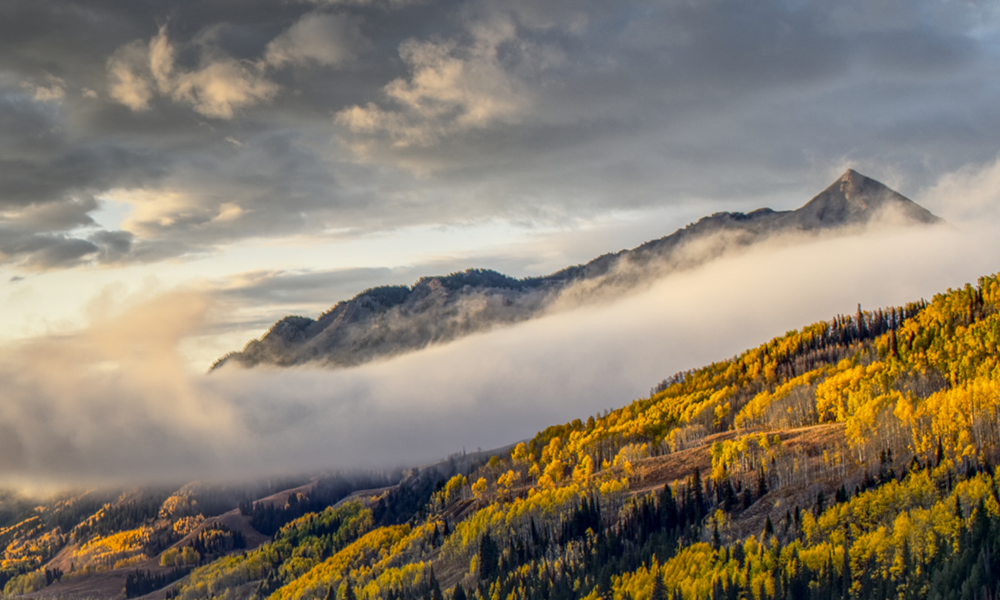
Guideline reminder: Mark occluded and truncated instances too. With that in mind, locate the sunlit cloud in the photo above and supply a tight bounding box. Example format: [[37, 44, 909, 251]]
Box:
[[336, 16, 544, 150]]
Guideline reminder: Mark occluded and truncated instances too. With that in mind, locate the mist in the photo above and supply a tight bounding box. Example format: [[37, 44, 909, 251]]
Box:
[[2, 172, 999, 487]]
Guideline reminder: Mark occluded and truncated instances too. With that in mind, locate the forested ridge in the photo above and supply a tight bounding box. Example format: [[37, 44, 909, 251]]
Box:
[[5, 271, 1000, 600]]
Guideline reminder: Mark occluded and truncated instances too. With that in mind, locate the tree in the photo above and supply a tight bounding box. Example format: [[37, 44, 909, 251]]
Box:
[[649, 571, 666, 600], [478, 533, 499, 582], [757, 467, 768, 499], [430, 567, 444, 600], [160, 548, 179, 567], [180, 546, 200, 565], [342, 579, 357, 600], [842, 528, 851, 600], [471, 478, 489, 502]]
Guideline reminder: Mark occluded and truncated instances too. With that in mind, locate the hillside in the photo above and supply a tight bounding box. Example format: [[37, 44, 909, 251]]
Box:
[[212, 169, 941, 371], [4, 265, 1000, 600]]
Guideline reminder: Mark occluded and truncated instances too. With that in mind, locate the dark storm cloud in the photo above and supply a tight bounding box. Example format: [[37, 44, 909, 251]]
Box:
[[0, 0, 996, 269]]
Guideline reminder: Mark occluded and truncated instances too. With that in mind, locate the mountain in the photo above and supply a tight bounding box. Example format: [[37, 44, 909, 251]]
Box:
[[212, 170, 941, 371], [9, 266, 1000, 600]]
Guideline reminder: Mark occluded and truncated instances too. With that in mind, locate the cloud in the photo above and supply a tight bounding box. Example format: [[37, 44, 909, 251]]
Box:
[[1, 196, 97, 232], [265, 12, 368, 68], [0, 76, 175, 268], [336, 16, 541, 148], [0, 290, 239, 484], [21, 76, 65, 103], [88, 230, 136, 263], [917, 155, 1000, 223], [0, 0, 995, 274], [102, 130, 343, 245], [108, 12, 369, 120], [107, 40, 157, 111], [150, 26, 280, 120], [295, 0, 427, 7], [216, 266, 396, 306], [18, 236, 100, 269], [108, 25, 280, 119], [1, 221, 998, 486]]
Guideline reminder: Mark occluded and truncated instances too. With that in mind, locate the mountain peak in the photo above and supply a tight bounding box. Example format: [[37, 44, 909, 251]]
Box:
[[838, 168, 865, 190], [791, 169, 940, 227]]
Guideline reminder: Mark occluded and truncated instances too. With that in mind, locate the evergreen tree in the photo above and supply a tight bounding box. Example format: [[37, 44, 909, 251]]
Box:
[[342, 579, 357, 600], [692, 468, 704, 520], [650, 572, 666, 600], [479, 533, 500, 582], [842, 529, 851, 600], [430, 567, 444, 600]]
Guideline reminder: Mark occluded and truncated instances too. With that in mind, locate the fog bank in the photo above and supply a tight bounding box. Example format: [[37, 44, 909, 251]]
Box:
[[0, 214, 994, 488]]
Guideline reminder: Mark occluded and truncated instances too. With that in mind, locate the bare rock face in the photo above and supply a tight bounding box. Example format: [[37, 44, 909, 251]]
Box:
[[212, 170, 942, 372]]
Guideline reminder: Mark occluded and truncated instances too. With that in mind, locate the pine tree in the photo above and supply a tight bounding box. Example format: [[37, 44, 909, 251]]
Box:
[[430, 567, 444, 600], [650, 571, 666, 600], [692, 468, 704, 523], [479, 533, 500, 581], [342, 579, 357, 600], [842, 528, 851, 600]]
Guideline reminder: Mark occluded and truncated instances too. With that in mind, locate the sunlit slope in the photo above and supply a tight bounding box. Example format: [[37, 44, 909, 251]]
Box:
[[163, 273, 1000, 600]]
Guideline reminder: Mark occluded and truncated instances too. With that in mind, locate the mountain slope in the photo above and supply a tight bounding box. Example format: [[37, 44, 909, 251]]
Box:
[[171, 270, 1000, 600], [8, 266, 1000, 600], [212, 170, 942, 371]]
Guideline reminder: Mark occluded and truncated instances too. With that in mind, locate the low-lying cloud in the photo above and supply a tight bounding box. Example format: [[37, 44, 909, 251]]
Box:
[[0, 215, 996, 488]]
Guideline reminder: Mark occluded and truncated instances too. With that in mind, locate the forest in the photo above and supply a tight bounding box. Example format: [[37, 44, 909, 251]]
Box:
[[3, 272, 1000, 600]]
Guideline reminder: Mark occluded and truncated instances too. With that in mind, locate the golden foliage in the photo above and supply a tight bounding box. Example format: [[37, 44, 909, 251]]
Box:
[[72, 527, 150, 574]]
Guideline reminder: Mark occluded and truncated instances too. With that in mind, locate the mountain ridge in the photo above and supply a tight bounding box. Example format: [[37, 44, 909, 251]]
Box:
[[212, 170, 941, 371]]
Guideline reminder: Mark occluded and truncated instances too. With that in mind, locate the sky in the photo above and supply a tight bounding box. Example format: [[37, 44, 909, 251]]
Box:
[[1, 0, 1000, 485]]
